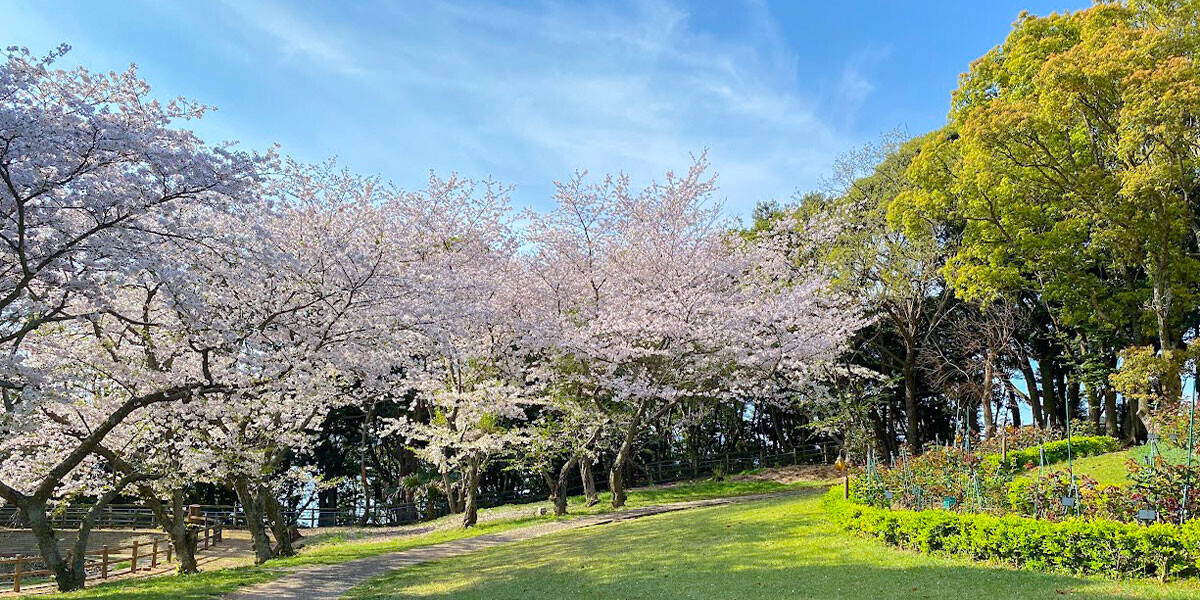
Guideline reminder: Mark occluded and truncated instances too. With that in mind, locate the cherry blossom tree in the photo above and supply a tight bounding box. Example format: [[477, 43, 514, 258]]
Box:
[[0, 46, 269, 590], [509, 397, 608, 516], [526, 156, 864, 507], [381, 173, 538, 528], [185, 161, 405, 563]]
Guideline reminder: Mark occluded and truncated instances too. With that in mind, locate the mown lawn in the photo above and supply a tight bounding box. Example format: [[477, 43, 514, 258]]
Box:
[[345, 488, 1200, 600], [48, 477, 809, 599]]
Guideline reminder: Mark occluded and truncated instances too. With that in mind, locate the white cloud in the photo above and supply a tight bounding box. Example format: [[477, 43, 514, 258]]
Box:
[[153, 0, 879, 214], [216, 0, 367, 78]]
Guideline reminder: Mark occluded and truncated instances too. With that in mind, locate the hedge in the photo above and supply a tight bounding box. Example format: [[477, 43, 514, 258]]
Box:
[[823, 487, 1200, 580], [985, 435, 1121, 474]]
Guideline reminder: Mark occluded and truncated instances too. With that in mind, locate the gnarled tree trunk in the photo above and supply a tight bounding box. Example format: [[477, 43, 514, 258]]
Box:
[[234, 477, 274, 564], [145, 488, 199, 575], [544, 456, 578, 517], [579, 459, 598, 507], [264, 493, 296, 557], [24, 500, 84, 592], [461, 458, 481, 528], [609, 400, 649, 508]]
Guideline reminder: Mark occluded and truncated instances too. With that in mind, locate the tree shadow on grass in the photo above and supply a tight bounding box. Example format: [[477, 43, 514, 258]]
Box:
[[346, 492, 1200, 600]]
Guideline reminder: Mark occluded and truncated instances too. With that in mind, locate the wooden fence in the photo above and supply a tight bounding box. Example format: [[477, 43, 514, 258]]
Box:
[[0, 519, 223, 592]]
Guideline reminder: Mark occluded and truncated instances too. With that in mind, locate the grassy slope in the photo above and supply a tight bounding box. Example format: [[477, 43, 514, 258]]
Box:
[[50, 478, 805, 600], [1059, 444, 1194, 486], [346, 488, 1200, 600]]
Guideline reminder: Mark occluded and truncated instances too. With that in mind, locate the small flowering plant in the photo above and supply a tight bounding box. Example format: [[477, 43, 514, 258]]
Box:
[[1010, 470, 1098, 521], [1128, 456, 1200, 524], [852, 446, 1009, 513]]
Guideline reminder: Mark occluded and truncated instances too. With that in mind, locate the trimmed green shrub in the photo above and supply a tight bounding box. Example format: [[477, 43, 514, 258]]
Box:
[[823, 487, 1200, 580]]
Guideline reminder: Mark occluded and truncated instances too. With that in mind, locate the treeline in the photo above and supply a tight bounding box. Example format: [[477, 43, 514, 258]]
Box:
[[753, 0, 1200, 456]]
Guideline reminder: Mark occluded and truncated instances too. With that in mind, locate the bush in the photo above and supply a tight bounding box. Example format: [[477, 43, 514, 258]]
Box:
[[1006, 469, 1138, 522], [863, 446, 1011, 513], [1129, 456, 1200, 524], [856, 436, 1120, 515], [824, 487, 1200, 580]]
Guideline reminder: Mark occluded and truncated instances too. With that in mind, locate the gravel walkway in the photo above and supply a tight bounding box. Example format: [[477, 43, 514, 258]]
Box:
[[223, 491, 801, 600]]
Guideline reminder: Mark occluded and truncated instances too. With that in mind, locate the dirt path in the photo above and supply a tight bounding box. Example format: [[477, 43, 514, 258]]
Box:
[[222, 491, 803, 600]]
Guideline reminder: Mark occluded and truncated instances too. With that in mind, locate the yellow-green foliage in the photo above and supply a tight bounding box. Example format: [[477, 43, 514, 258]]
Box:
[[1110, 344, 1199, 410]]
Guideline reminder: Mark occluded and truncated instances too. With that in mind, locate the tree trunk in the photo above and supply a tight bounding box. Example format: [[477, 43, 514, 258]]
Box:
[[234, 477, 274, 564], [24, 500, 84, 592], [1104, 385, 1119, 438], [608, 462, 627, 509], [610, 400, 649, 508], [461, 458, 481, 528], [146, 489, 199, 575], [543, 472, 567, 517], [441, 470, 461, 514], [318, 486, 339, 527], [1007, 388, 1022, 428], [359, 402, 375, 526], [1068, 376, 1082, 426], [980, 349, 996, 439], [903, 347, 920, 450], [1016, 346, 1044, 428], [1087, 385, 1102, 434], [545, 456, 577, 517], [552, 488, 568, 516], [264, 493, 296, 557], [1041, 356, 1060, 430], [580, 459, 598, 506], [173, 525, 200, 574]]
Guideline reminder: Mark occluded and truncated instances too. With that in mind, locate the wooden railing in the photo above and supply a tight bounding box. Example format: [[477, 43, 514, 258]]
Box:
[[0, 520, 223, 592]]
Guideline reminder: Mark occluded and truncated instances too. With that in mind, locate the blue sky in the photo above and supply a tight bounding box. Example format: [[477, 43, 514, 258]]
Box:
[[3, 0, 1089, 217]]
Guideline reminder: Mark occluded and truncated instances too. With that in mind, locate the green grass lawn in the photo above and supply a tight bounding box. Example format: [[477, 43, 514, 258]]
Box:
[[1056, 444, 1196, 486], [48, 477, 811, 599], [344, 488, 1200, 600]]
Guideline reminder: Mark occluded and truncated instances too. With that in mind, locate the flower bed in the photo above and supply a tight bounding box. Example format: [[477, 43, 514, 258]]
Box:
[[823, 487, 1200, 580], [831, 434, 1200, 579]]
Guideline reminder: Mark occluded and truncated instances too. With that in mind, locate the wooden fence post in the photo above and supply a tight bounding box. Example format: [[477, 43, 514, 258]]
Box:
[[166, 541, 172, 563], [13, 555, 22, 592], [151, 539, 159, 568], [130, 540, 139, 573], [101, 545, 110, 579], [204, 525, 210, 549]]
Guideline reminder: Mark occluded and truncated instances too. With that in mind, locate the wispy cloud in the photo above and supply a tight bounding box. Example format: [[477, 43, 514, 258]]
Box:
[[216, 0, 367, 78], [175, 0, 878, 213], [831, 46, 889, 129]]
